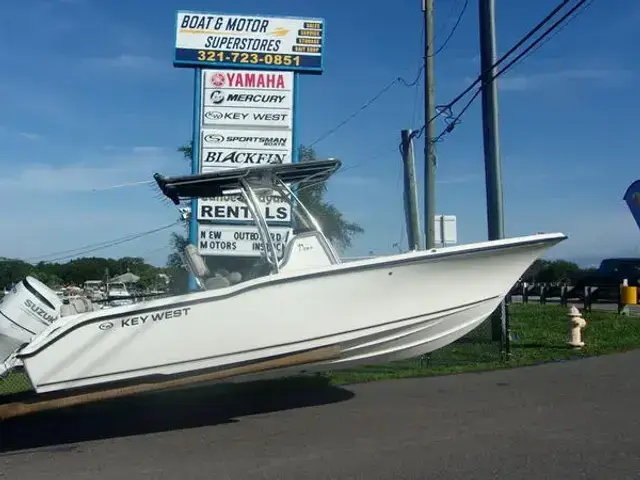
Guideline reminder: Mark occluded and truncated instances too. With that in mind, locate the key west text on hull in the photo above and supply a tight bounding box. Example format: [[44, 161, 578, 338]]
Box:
[[0, 159, 567, 399]]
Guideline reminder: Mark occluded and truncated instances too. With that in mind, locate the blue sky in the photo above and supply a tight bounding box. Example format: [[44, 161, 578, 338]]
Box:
[[0, 0, 638, 267]]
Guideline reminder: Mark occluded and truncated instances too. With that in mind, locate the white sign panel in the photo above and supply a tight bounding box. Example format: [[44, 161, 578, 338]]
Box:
[[174, 12, 324, 73], [201, 148, 291, 169], [200, 70, 294, 129], [202, 106, 292, 128], [204, 88, 292, 109], [204, 69, 293, 91], [198, 224, 293, 257], [198, 193, 291, 222], [434, 215, 458, 245], [201, 127, 292, 150]]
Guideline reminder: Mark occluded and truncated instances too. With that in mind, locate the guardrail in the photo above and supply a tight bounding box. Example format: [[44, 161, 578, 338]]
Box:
[[506, 281, 639, 313]]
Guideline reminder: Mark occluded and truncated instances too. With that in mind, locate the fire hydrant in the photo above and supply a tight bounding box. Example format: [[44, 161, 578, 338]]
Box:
[[567, 305, 586, 348]]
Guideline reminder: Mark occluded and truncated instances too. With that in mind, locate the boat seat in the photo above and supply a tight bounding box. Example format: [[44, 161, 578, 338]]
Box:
[[183, 244, 242, 289], [279, 231, 337, 273], [60, 296, 96, 317]]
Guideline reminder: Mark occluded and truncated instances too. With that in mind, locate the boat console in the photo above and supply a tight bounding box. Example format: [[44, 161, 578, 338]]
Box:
[[155, 159, 344, 279]]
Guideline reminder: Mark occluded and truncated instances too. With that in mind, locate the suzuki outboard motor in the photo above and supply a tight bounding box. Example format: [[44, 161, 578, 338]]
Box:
[[0, 276, 62, 363]]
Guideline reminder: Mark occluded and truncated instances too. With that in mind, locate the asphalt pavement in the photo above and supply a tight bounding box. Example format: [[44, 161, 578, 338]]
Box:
[[2, 351, 640, 479]]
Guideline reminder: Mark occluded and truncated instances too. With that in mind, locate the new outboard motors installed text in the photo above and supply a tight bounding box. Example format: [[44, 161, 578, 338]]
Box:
[[0, 159, 566, 414]]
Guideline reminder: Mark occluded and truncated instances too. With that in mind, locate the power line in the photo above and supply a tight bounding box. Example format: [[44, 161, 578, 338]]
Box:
[[309, 68, 424, 147], [410, 0, 588, 141], [26, 221, 182, 264], [499, 0, 594, 74], [429, 0, 469, 57], [431, 0, 594, 143], [411, 20, 426, 126]]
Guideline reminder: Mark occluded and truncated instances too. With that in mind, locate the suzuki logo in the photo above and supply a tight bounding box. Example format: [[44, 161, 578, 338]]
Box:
[[204, 134, 224, 143]]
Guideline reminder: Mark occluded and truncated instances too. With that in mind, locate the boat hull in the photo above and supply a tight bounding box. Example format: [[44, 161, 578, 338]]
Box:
[[15, 233, 566, 394]]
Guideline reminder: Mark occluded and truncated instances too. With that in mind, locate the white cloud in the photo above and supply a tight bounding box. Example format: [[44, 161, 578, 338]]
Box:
[[497, 68, 633, 92], [0, 147, 185, 262], [84, 54, 164, 72], [132, 146, 164, 154], [331, 175, 380, 187], [437, 173, 482, 185], [0, 148, 175, 194], [17, 132, 42, 141], [514, 206, 639, 263], [0, 127, 42, 141]]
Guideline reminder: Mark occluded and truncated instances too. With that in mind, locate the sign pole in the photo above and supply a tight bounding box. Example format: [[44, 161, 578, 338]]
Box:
[[188, 67, 203, 292]]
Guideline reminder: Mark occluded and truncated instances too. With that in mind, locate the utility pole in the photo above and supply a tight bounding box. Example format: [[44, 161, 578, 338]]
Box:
[[422, 0, 437, 249], [401, 129, 422, 250], [478, 0, 506, 343]]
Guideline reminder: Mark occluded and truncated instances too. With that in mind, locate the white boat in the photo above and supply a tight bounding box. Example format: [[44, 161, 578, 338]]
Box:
[[106, 281, 135, 307], [0, 159, 566, 409]]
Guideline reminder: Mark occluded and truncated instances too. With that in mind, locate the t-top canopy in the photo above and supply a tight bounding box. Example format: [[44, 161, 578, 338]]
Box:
[[154, 159, 342, 205]]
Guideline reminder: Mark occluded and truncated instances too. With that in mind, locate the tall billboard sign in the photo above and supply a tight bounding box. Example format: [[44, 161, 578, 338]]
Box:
[[172, 10, 325, 290]]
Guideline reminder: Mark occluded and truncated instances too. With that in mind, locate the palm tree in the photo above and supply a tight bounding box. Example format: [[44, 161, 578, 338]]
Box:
[[166, 141, 364, 289]]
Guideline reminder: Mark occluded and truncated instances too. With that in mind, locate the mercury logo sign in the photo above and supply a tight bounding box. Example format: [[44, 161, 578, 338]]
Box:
[[204, 133, 225, 144]]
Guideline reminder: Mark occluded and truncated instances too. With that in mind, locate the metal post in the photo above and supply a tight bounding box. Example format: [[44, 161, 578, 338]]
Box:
[[401, 129, 422, 250], [422, 0, 437, 249], [188, 68, 203, 292], [478, 0, 506, 343]]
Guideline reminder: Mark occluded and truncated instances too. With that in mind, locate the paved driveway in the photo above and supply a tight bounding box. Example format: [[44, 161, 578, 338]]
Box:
[[2, 351, 640, 479]]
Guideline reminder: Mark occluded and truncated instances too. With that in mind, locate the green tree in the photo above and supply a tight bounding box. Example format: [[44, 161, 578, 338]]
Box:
[[0, 256, 167, 291], [168, 142, 365, 288], [522, 259, 585, 284]]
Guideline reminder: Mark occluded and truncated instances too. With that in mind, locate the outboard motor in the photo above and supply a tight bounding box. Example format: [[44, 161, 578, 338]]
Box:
[[0, 276, 62, 363]]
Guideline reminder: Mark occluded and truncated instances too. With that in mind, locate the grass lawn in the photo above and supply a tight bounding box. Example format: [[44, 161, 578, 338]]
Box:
[[1, 304, 639, 398], [327, 303, 640, 385]]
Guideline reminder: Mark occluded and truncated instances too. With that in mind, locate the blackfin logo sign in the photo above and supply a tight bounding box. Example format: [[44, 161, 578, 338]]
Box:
[[202, 149, 289, 165]]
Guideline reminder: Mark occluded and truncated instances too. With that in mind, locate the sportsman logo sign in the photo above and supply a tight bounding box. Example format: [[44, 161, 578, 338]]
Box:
[[201, 128, 291, 150]]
